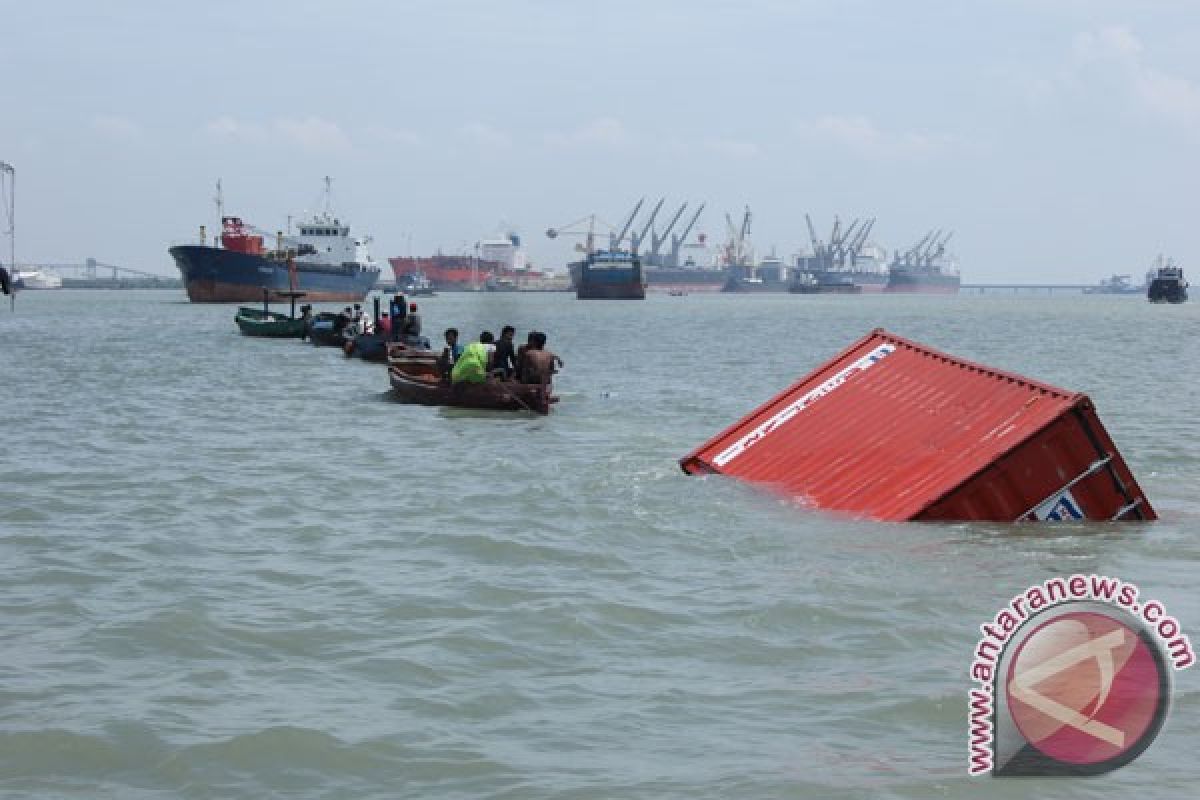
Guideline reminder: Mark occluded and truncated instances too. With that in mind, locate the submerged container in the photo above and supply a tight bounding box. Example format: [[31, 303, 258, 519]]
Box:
[[680, 329, 1155, 522]]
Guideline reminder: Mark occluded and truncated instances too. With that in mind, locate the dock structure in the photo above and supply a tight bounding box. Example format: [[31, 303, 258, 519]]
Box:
[[960, 283, 1098, 294], [25, 258, 182, 289]]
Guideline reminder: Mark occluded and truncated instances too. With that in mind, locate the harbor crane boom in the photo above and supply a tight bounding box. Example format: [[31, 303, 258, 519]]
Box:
[[651, 201, 688, 255], [669, 203, 705, 267], [611, 197, 645, 251], [835, 218, 861, 264], [906, 230, 934, 263], [631, 197, 665, 253], [676, 203, 704, 245], [852, 218, 876, 254], [805, 214, 823, 260], [928, 230, 953, 262], [547, 213, 616, 255], [921, 228, 943, 262]]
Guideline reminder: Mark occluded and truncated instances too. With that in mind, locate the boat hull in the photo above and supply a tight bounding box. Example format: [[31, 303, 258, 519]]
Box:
[[884, 271, 961, 294], [389, 369, 556, 413], [644, 267, 728, 292], [1147, 283, 1188, 303], [573, 258, 645, 299], [234, 307, 307, 338], [171, 245, 379, 303]]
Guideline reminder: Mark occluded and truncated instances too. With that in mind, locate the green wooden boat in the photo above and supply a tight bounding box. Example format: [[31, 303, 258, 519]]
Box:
[[234, 290, 310, 338]]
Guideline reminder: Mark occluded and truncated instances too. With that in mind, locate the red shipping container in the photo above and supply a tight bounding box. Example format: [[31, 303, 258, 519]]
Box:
[[680, 329, 1155, 522]]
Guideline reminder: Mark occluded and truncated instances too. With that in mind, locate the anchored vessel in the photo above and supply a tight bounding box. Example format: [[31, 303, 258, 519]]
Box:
[[1146, 257, 1188, 304], [573, 250, 645, 299], [11, 268, 63, 289], [171, 180, 379, 303], [1084, 274, 1142, 295], [792, 214, 887, 293], [390, 233, 547, 292], [884, 229, 960, 294]]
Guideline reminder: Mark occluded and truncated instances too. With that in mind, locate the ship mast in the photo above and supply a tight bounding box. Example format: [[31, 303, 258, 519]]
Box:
[[1, 160, 14, 309]]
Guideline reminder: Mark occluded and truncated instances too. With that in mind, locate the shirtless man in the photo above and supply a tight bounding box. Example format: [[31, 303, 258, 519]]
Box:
[[521, 331, 563, 385]]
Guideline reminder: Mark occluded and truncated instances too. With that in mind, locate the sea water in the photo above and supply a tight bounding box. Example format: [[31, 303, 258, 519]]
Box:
[[1, 290, 1198, 798]]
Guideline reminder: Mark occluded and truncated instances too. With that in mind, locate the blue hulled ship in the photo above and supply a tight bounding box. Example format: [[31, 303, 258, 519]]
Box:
[[170, 179, 380, 303], [570, 250, 646, 299]]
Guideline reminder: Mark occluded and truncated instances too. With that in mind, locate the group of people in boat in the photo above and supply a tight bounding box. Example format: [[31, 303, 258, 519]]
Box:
[[439, 325, 563, 386], [315, 293, 430, 348]]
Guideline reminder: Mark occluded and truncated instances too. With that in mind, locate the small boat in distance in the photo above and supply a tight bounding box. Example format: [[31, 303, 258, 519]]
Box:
[[234, 290, 309, 337], [1084, 274, 1142, 295], [1146, 256, 1188, 304], [399, 271, 436, 296], [12, 268, 63, 289]]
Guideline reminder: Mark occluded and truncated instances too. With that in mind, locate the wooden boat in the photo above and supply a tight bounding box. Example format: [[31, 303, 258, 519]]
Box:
[[344, 332, 390, 362], [308, 313, 350, 347], [386, 343, 441, 377], [234, 290, 309, 337], [389, 367, 557, 413]]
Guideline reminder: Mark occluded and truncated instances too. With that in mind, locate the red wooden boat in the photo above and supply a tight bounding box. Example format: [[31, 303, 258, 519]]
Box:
[[388, 367, 557, 413]]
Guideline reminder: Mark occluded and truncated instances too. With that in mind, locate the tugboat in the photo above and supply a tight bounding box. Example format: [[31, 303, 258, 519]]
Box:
[[399, 271, 436, 296], [1146, 256, 1188, 304]]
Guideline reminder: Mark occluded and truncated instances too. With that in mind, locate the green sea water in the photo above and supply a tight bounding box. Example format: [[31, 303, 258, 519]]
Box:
[[1, 289, 1197, 798]]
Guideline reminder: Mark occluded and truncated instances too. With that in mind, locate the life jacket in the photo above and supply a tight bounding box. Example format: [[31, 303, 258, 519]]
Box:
[[450, 342, 489, 384]]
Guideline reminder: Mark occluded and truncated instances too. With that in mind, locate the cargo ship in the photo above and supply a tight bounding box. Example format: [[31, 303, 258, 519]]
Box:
[[794, 215, 888, 292], [170, 180, 380, 303], [644, 259, 727, 292], [1146, 257, 1187, 303], [389, 233, 546, 291], [723, 253, 790, 292], [572, 250, 645, 299], [884, 230, 960, 294]]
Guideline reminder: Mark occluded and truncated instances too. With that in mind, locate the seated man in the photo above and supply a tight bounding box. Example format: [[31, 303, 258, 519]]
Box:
[[402, 303, 422, 337], [450, 338, 490, 385], [438, 327, 464, 382], [491, 325, 517, 379], [521, 331, 563, 385]]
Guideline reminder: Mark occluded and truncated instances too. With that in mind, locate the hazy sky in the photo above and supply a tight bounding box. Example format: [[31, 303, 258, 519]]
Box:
[[2, 0, 1198, 281]]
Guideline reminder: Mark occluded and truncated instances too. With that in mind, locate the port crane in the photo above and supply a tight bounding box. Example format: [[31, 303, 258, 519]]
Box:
[[610, 197, 645, 252], [629, 197, 665, 254], [546, 213, 618, 255], [800, 214, 876, 270], [667, 203, 705, 268], [722, 207, 753, 268]]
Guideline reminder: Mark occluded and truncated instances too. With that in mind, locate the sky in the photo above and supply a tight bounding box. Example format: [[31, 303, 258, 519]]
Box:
[[2, 0, 1198, 282]]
